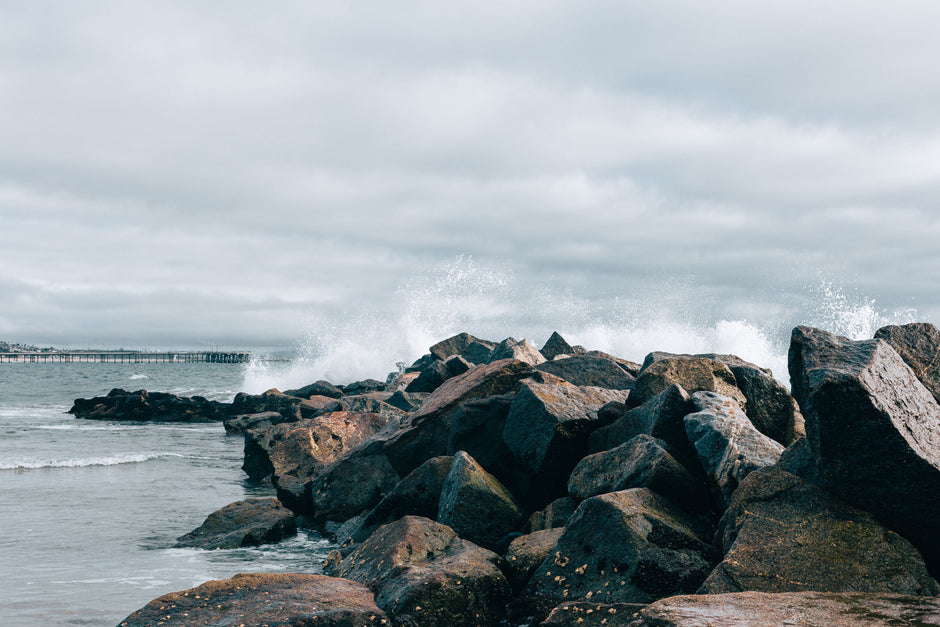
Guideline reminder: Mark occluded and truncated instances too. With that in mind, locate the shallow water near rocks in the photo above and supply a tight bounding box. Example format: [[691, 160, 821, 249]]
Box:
[[0, 363, 334, 627]]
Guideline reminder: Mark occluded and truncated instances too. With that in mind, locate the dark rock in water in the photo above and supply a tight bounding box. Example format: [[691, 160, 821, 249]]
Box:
[[324, 516, 510, 627], [69, 388, 228, 422], [174, 498, 297, 550], [875, 322, 940, 404], [430, 332, 496, 363], [631, 591, 940, 627], [629, 357, 745, 410], [223, 411, 291, 434], [684, 391, 783, 510], [528, 497, 578, 532], [344, 456, 454, 545], [504, 527, 564, 590], [383, 359, 534, 476], [342, 379, 387, 395], [589, 384, 695, 462], [117, 573, 389, 627], [299, 395, 343, 418], [788, 325, 940, 574], [567, 434, 706, 510], [437, 451, 523, 552], [306, 444, 401, 522], [699, 467, 939, 596], [523, 488, 713, 609], [230, 388, 304, 417], [283, 380, 344, 399], [488, 338, 547, 366], [540, 331, 579, 361], [536, 354, 636, 390], [540, 602, 645, 626], [503, 378, 630, 502]]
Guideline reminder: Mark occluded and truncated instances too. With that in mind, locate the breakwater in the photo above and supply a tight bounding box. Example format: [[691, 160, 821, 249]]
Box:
[[0, 350, 250, 363]]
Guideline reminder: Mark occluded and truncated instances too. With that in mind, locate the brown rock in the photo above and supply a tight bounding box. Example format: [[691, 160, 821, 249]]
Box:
[[174, 498, 296, 550], [629, 357, 745, 410]]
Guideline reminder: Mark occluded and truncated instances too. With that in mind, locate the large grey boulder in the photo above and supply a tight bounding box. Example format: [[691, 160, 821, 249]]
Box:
[[437, 451, 523, 551], [488, 337, 547, 366], [631, 591, 940, 627], [683, 392, 783, 509], [789, 325, 940, 573], [875, 322, 940, 404], [117, 573, 389, 627], [523, 489, 714, 608], [174, 498, 297, 550], [324, 516, 510, 627], [700, 467, 939, 596]]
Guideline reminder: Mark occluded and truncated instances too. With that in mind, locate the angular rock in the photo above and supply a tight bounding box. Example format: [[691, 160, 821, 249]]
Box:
[[589, 384, 695, 462], [540, 602, 644, 626], [383, 359, 534, 476], [344, 456, 454, 545], [339, 395, 406, 420], [69, 388, 228, 422], [528, 496, 578, 532], [683, 392, 783, 509], [406, 355, 472, 394], [230, 388, 304, 416], [307, 446, 401, 522], [504, 527, 564, 589], [632, 591, 940, 627], [283, 380, 344, 399], [385, 390, 423, 412], [342, 379, 387, 395], [540, 331, 578, 361], [699, 467, 939, 596], [117, 573, 389, 627], [430, 332, 496, 362], [437, 451, 523, 551], [725, 362, 803, 446], [325, 516, 510, 627], [223, 411, 291, 434], [567, 435, 706, 510], [503, 379, 630, 501], [299, 395, 343, 418], [875, 322, 940, 404], [488, 338, 547, 366], [174, 498, 297, 549], [536, 354, 636, 390], [629, 357, 745, 410], [789, 325, 940, 573]]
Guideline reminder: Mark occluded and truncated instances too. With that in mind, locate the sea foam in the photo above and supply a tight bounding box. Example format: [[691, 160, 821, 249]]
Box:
[[0, 452, 181, 471]]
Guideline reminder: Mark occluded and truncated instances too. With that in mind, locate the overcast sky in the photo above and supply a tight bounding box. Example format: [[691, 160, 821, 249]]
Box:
[[2, 2, 939, 363]]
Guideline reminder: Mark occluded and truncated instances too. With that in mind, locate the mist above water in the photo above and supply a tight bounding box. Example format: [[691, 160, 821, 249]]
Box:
[[242, 257, 921, 392]]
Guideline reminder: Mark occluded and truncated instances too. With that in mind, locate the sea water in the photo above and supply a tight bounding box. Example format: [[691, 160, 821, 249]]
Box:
[[0, 363, 333, 627]]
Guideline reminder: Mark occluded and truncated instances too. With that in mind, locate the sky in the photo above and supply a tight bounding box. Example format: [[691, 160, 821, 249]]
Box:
[[2, 1, 939, 364]]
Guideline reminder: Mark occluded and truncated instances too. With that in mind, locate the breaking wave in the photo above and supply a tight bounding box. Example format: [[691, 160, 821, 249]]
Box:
[[0, 452, 182, 471]]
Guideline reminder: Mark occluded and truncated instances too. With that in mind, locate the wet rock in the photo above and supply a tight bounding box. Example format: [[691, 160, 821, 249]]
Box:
[[724, 362, 803, 445], [383, 359, 534, 476], [683, 392, 783, 509], [567, 435, 706, 510], [430, 332, 496, 363], [699, 467, 939, 595], [789, 325, 940, 573], [174, 498, 297, 549], [306, 446, 401, 522], [536, 354, 636, 390], [504, 527, 564, 589], [230, 388, 304, 416], [632, 591, 940, 627], [325, 516, 510, 627], [528, 496, 578, 532], [284, 380, 344, 399], [488, 338, 547, 366], [117, 573, 389, 627], [629, 357, 745, 410], [875, 322, 940, 404], [503, 379, 630, 501], [540, 601, 644, 626], [524, 489, 713, 609], [223, 411, 290, 434], [69, 388, 229, 422], [540, 331, 579, 361], [437, 451, 523, 551]]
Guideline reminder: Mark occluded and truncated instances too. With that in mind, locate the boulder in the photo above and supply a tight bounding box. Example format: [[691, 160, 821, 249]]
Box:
[[230, 388, 304, 416], [524, 489, 713, 608], [306, 445, 401, 522], [631, 591, 940, 627], [69, 388, 229, 422], [683, 392, 783, 509], [503, 379, 631, 502], [724, 363, 803, 445], [699, 467, 939, 595], [223, 411, 291, 434], [540, 331, 579, 361], [429, 332, 496, 362], [503, 527, 564, 589], [385, 390, 423, 412], [875, 322, 940, 404], [325, 516, 510, 627], [406, 355, 472, 394], [528, 497, 578, 532], [540, 602, 644, 626], [629, 357, 745, 410], [299, 395, 343, 418], [536, 354, 636, 390], [488, 338, 547, 366], [174, 498, 297, 550], [788, 325, 940, 573], [344, 456, 455, 545], [117, 573, 389, 627], [339, 395, 406, 419], [567, 435, 706, 510], [437, 451, 523, 551], [589, 384, 695, 463], [341, 379, 387, 395], [283, 380, 344, 399], [383, 359, 534, 476]]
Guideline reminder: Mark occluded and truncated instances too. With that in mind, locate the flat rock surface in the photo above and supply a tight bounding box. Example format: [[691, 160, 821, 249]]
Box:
[[117, 573, 389, 626], [632, 591, 940, 626], [174, 498, 297, 550]]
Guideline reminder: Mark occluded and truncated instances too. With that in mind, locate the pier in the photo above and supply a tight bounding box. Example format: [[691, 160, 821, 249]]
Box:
[[0, 350, 251, 364]]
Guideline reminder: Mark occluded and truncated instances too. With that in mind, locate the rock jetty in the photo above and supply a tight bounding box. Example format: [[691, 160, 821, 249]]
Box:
[[108, 324, 940, 626]]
